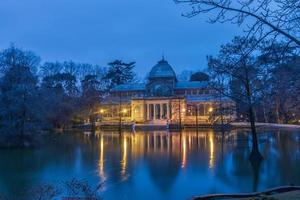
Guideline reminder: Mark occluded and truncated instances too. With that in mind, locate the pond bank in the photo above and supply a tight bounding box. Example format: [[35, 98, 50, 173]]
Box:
[[74, 122, 300, 132], [192, 186, 300, 200], [232, 122, 300, 131]]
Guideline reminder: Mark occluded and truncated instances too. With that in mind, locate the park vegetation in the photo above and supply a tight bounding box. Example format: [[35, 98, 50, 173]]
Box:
[[174, 0, 300, 161], [0, 38, 299, 151], [0, 45, 137, 147]]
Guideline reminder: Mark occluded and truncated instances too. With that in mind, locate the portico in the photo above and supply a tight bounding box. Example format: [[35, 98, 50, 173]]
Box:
[[145, 100, 171, 121]]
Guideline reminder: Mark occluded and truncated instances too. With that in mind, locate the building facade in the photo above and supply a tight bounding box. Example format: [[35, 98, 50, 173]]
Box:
[[100, 58, 235, 125]]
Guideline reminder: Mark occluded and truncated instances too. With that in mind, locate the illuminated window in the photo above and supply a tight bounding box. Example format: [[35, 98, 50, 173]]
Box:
[[186, 104, 196, 116], [198, 104, 205, 116]]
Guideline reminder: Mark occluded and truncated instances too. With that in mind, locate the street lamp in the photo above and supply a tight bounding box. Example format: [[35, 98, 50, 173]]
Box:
[[99, 109, 106, 123]]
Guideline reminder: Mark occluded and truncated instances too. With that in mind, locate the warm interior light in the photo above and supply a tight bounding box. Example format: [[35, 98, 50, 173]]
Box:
[[208, 107, 213, 112], [182, 108, 186, 112], [123, 109, 128, 113], [100, 109, 105, 114]]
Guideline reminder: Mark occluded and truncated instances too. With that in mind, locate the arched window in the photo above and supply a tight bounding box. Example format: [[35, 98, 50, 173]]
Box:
[[154, 85, 172, 96]]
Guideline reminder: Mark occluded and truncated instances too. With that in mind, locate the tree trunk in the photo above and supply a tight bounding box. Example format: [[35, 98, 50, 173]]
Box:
[[244, 71, 263, 162], [275, 97, 281, 124], [90, 114, 96, 133], [248, 104, 263, 162], [262, 101, 268, 123]]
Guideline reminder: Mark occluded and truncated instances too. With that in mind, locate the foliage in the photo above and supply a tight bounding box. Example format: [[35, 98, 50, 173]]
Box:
[[190, 71, 210, 81], [177, 70, 194, 81], [257, 41, 300, 123], [79, 75, 104, 125], [0, 44, 40, 76], [0, 179, 103, 200], [29, 184, 60, 200], [103, 60, 136, 90], [0, 45, 138, 137], [63, 178, 102, 199], [39, 73, 79, 129], [0, 46, 40, 136]]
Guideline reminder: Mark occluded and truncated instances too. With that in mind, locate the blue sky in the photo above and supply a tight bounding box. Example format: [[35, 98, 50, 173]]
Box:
[[0, 0, 241, 77]]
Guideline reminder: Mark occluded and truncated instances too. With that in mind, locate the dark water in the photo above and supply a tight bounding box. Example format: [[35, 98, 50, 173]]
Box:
[[0, 130, 300, 199]]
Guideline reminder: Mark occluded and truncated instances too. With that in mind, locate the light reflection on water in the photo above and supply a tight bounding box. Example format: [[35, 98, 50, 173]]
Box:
[[0, 130, 300, 200]]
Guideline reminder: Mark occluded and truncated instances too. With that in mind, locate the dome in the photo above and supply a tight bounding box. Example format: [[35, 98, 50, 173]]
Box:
[[149, 59, 176, 79]]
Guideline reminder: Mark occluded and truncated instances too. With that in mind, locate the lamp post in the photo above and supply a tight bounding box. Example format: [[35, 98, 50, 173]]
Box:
[[208, 106, 214, 124], [99, 108, 105, 124]]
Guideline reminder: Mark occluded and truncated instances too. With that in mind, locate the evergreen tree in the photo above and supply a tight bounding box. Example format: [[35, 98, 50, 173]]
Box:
[[104, 60, 136, 90]]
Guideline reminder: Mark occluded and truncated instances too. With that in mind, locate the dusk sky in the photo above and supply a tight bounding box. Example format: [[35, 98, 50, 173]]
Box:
[[0, 0, 241, 77]]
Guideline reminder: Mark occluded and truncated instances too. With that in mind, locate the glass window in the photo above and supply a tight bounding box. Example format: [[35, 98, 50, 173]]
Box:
[[149, 104, 154, 120], [155, 104, 161, 119], [198, 104, 205, 116], [186, 104, 196, 116], [162, 104, 168, 119]]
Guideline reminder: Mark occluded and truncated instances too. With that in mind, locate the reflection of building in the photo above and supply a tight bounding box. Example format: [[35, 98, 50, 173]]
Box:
[[101, 58, 235, 125]]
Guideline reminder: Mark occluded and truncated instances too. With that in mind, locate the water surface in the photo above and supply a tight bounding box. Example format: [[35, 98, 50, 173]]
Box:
[[0, 130, 300, 199]]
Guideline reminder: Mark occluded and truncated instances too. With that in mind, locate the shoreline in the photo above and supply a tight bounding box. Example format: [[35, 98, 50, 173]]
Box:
[[231, 122, 300, 131], [1, 123, 300, 148], [192, 186, 300, 200], [74, 122, 300, 132]]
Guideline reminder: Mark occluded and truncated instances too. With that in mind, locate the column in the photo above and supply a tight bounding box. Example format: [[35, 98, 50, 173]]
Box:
[[146, 104, 149, 120], [169, 103, 172, 119], [167, 103, 169, 119], [160, 103, 163, 119], [153, 104, 156, 120]]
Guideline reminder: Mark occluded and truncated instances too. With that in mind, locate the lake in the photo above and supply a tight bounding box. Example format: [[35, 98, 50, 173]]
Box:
[[0, 130, 300, 199]]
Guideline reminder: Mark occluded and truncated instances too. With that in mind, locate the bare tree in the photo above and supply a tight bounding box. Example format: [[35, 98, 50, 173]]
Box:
[[208, 36, 263, 161], [174, 0, 300, 47]]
